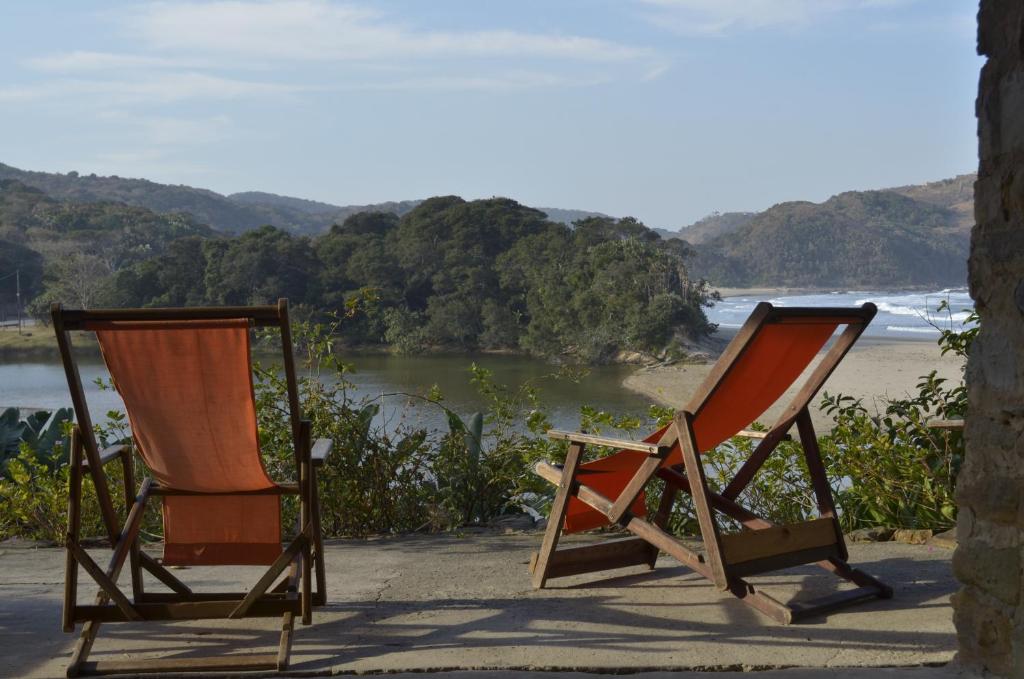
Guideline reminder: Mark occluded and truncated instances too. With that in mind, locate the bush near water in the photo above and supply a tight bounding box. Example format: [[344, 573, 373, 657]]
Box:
[[0, 304, 972, 544]]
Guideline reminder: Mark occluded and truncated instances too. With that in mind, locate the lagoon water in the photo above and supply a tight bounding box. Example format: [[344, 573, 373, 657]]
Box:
[[1, 288, 968, 430], [706, 288, 973, 337], [0, 353, 651, 434]]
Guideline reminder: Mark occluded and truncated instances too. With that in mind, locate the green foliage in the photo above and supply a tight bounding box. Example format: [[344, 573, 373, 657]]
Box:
[[815, 307, 973, 530], [0, 305, 976, 543], [92, 197, 714, 361], [0, 407, 72, 474]]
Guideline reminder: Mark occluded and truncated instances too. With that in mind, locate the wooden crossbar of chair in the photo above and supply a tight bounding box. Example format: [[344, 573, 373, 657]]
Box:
[[529, 302, 893, 625], [54, 300, 334, 676]]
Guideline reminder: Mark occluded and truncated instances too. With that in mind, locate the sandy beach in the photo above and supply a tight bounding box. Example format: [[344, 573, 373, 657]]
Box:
[[624, 335, 965, 432]]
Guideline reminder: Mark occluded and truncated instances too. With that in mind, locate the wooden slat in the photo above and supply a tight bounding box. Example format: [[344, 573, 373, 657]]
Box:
[[139, 552, 192, 596], [53, 308, 121, 542], [736, 429, 792, 441], [78, 654, 277, 675], [535, 460, 613, 515], [725, 579, 794, 624], [81, 444, 128, 470], [608, 440, 671, 522], [64, 428, 84, 633], [138, 591, 288, 602], [766, 304, 876, 323], [149, 483, 299, 496], [728, 545, 840, 578], [311, 438, 333, 466], [531, 442, 585, 589], [74, 599, 299, 623], [927, 418, 965, 430], [62, 304, 281, 330], [230, 535, 305, 619], [788, 586, 887, 623], [720, 518, 838, 566], [67, 543, 141, 621], [531, 537, 655, 579], [676, 411, 728, 589], [546, 430, 659, 454]]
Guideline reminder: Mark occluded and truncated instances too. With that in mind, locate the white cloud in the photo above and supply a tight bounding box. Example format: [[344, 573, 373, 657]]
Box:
[[638, 0, 922, 35], [24, 51, 203, 73], [353, 70, 608, 93], [11, 1, 663, 107], [0, 73, 308, 105], [95, 112, 235, 146], [127, 0, 650, 63]]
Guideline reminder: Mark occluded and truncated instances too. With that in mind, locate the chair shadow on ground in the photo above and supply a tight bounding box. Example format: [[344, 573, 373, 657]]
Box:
[[61, 552, 958, 676]]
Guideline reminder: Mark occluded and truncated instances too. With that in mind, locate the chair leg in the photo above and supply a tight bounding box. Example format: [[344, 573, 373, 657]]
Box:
[[67, 619, 102, 678], [312, 471, 327, 605], [277, 562, 300, 671], [676, 413, 729, 589], [645, 480, 679, 568], [530, 442, 585, 589]]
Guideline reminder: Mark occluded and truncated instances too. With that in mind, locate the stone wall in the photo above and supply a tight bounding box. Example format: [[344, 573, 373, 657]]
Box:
[[952, 1, 1024, 675]]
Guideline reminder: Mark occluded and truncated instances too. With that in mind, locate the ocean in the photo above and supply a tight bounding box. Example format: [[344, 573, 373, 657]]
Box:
[[706, 288, 974, 338]]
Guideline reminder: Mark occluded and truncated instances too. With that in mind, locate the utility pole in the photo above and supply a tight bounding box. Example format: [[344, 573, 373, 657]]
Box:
[[15, 268, 21, 335]]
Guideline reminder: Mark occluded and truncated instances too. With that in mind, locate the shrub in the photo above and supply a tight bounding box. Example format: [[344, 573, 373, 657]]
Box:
[[0, 303, 975, 542]]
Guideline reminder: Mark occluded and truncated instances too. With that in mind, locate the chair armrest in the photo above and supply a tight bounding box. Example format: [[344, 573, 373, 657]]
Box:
[[927, 419, 965, 430], [83, 443, 130, 469], [547, 429, 660, 455], [736, 429, 792, 441], [311, 438, 333, 467]]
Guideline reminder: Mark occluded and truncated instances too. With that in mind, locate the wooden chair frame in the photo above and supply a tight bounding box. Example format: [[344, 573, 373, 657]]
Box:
[[529, 303, 893, 624], [53, 299, 332, 676]]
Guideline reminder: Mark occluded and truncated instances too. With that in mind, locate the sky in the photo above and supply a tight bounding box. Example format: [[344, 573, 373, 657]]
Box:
[[0, 0, 981, 229]]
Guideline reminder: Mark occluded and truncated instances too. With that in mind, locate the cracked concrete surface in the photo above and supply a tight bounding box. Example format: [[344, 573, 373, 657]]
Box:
[[0, 533, 961, 678]]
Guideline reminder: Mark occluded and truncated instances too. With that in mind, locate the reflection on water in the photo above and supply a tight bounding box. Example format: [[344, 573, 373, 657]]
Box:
[[0, 352, 654, 433]]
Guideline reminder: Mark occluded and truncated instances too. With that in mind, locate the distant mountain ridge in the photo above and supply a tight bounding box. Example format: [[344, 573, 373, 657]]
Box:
[[0, 163, 611, 235], [0, 160, 975, 288], [682, 175, 975, 288]]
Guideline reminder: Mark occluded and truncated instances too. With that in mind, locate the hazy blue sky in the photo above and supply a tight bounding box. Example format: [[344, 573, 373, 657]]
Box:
[[0, 0, 980, 228]]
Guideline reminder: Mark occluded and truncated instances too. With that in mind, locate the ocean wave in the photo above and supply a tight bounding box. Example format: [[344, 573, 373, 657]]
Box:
[[860, 301, 924, 317], [886, 325, 941, 334]]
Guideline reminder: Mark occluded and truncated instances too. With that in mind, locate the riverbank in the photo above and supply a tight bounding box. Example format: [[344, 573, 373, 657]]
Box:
[[623, 336, 965, 431], [0, 328, 95, 359]]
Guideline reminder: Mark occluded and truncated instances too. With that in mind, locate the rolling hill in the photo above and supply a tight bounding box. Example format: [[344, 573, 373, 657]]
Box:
[[0, 163, 613, 235], [684, 180, 973, 288]]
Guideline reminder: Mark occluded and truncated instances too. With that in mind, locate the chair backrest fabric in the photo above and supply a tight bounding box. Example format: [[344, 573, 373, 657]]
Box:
[[88, 319, 281, 565], [688, 320, 837, 452], [560, 305, 871, 534]]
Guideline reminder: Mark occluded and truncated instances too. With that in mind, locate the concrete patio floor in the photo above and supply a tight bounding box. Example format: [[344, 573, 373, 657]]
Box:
[[0, 532, 962, 678]]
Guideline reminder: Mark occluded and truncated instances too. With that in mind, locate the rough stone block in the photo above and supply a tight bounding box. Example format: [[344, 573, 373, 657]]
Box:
[[893, 528, 933, 545], [957, 473, 1022, 525], [953, 586, 1015, 676], [952, 535, 1021, 607]]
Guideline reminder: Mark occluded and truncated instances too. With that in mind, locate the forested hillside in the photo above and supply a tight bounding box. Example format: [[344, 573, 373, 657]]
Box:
[[1, 176, 712, 361], [0, 163, 611, 236], [686, 189, 969, 287], [1, 179, 214, 305], [676, 211, 756, 245], [677, 175, 974, 287], [111, 199, 713, 361]]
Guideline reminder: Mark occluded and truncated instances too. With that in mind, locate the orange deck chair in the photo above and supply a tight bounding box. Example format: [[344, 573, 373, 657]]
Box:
[[529, 302, 893, 624], [53, 300, 331, 676]]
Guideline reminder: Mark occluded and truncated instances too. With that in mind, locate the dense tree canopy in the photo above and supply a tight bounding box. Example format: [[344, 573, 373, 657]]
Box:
[[18, 190, 713, 362]]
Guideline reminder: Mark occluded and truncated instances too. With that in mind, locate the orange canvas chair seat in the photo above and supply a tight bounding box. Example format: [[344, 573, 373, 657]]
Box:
[[531, 302, 893, 625], [88, 319, 282, 566]]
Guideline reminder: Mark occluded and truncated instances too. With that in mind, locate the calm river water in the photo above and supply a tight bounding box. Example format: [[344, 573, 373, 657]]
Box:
[[1, 288, 959, 432], [0, 352, 652, 433]]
